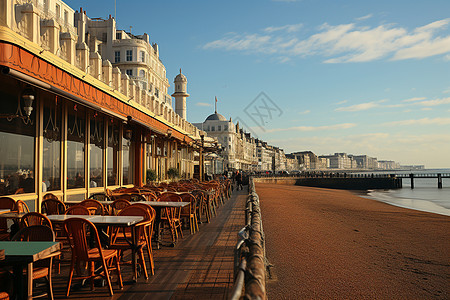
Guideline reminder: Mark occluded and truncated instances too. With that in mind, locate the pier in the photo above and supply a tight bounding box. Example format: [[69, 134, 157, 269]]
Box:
[[395, 173, 449, 189]]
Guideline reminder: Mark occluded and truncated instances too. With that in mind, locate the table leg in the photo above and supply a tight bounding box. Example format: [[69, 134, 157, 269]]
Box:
[[154, 208, 162, 250], [131, 226, 137, 283], [27, 263, 33, 300]]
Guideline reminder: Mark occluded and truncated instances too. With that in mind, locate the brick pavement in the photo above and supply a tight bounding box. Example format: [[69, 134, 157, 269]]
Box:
[[48, 188, 247, 299]]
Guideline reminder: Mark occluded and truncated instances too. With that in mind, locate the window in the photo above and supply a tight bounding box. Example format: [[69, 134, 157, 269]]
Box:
[[89, 114, 104, 188], [211, 126, 215, 132], [218, 125, 221, 131], [139, 70, 145, 78], [229, 137, 231, 142], [67, 105, 86, 189], [126, 50, 132, 61], [55, 4, 60, 19], [116, 32, 122, 40], [126, 69, 133, 76], [42, 97, 61, 192], [0, 79, 36, 196], [140, 51, 145, 62], [107, 121, 119, 186], [224, 125, 228, 131], [154, 88, 159, 98], [64, 10, 68, 24], [114, 51, 120, 63]]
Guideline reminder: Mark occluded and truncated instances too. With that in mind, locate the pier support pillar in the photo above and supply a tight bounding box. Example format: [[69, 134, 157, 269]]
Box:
[[410, 173, 414, 189], [437, 174, 442, 189]]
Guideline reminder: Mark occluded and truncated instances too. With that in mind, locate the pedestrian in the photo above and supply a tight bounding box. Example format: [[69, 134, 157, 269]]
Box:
[[236, 170, 243, 191]]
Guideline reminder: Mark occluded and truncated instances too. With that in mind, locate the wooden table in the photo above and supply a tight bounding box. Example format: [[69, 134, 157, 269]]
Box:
[[64, 200, 114, 206], [0, 241, 60, 300], [133, 201, 189, 249], [47, 214, 143, 282]]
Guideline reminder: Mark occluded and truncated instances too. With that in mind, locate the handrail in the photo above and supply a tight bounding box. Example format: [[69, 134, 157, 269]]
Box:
[[230, 177, 267, 300]]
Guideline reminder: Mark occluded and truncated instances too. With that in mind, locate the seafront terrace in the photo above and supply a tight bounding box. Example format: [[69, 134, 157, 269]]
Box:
[[0, 181, 250, 299]]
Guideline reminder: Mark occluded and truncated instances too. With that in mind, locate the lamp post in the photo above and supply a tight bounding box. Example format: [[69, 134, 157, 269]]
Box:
[[200, 134, 204, 182]]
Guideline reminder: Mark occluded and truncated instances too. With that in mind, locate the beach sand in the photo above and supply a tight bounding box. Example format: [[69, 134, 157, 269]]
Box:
[[256, 183, 450, 299]]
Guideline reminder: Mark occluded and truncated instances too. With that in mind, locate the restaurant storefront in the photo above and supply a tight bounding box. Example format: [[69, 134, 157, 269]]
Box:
[[0, 40, 196, 211]]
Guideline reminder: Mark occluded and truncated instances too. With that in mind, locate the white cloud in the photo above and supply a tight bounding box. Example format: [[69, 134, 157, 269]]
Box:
[[298, 110, 311, 115], [203, 18, 450, 63], [416, 97, 450, 106], [266, 123, 356, 133], [356, 14, 373, 21], [196, 102, 212, 107], [421, 107, 432, 111], [335, 100, 348, 105], [264, 24, 303, 33], [402, 97, 426, 102], [335, 100, 386, 112], [383, 117, 450, 126]]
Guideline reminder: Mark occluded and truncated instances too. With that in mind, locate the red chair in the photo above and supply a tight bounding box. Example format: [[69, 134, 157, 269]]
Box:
[[12, 225, 58, 300], [64, 205, 90, 215], [63, 218, 122, 297], [0, 197, 16, 240], [179, 193, 199, 234], [109, 205, 152, 279], [20, 212, 53, 230], [41, 198, 66, 215], [110, 199, 131, 216], [79, 199, 105, 215]]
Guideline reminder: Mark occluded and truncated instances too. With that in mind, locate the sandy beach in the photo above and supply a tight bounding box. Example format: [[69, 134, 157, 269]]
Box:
[[256, 183, 450, 299]]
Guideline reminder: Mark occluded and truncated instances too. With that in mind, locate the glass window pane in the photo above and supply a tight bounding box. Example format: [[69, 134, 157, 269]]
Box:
[[43, 97, 61, 192], [107, 121, 119, 186], [67, 105, 85, 189], [122, 136, 130, 185], [89, 115, 104, 188], [0, 81, 36, 196]]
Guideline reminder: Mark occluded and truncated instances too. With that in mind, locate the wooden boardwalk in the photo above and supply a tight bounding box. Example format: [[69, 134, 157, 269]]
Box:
[[47, 189, 247, 300]]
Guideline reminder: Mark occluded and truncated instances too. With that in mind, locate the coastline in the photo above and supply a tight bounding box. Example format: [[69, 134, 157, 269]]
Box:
[[257, 183, 450, 299]]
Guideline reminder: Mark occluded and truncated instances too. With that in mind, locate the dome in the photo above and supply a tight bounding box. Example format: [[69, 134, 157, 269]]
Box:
[[205, 113, 227, 122], [174, 69, 187, 82]]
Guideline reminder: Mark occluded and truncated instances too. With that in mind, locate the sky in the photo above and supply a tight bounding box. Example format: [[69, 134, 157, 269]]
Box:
[[65, 0, 450, 168]]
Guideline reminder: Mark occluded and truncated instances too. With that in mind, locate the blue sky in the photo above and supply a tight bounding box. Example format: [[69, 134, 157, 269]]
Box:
[[65, 0, 450, 168]]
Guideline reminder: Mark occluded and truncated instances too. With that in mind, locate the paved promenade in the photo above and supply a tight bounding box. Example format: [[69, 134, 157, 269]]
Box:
[[50, 189, 247, 299], [257, 183, 450, 299]]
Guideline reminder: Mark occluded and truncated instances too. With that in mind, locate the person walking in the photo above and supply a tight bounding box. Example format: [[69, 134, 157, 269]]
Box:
[[236, 170, 243, 191]]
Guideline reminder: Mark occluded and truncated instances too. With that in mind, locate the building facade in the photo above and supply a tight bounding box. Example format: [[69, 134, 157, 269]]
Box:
[[0, 0, 202, 210]]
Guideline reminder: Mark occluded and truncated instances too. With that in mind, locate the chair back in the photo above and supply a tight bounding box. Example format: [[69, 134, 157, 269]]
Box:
[[89, 193, 112, 202], [158, 192, 181, 202], [111, 199, 131, 215], [63, 218, 102, 262], [114, 205, 151, 243], [15, 200, 30, 213], [12, 224, 55, 242], [179, 193, 197, 215], [65, 205, 90, 215], [43, 193, 59, 201], [80, 199, 105, 215], [20, 212, 53, 230], [42, 198, 66, 215], [0, 197, 16, 210]]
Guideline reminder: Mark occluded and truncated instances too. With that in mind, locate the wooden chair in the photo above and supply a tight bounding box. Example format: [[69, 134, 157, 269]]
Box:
[[12, 225, 58, 300], [88, 193, 112, 202], [79, 199, 105, 215], [64, 205, 90, 215], [109, 205, 152, 279], [129, 203, 156, 275], [63, 218, 123, 297], [41, 198, 66, 215], [157, 194, 183, 242], [15, 200, 30, 213], [191, 190, 209, 223], [20, 212, 53, 230], [110, 199, 131, 216], [0, 197, 16, 240], [42, 193, 59, 201], [179, 193, 199, 234]]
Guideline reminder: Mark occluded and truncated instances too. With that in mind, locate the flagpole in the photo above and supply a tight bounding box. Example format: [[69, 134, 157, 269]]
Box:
[[215, 96, 217, 113]]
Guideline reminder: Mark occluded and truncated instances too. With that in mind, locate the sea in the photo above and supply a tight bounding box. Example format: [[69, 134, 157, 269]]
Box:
[[353, 169, 450, 216]]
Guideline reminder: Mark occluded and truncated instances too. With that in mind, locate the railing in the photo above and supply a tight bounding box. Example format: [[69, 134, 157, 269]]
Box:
[[231, 177, 267, 300]]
